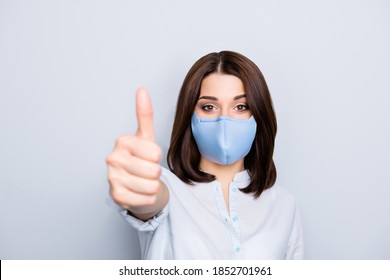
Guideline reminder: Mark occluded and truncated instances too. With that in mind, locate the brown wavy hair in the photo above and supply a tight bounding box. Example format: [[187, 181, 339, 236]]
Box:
[[167, 51, 277, 198]]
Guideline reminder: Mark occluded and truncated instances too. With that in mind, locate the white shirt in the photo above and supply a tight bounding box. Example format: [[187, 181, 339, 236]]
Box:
[[120, 167, 304, 260]]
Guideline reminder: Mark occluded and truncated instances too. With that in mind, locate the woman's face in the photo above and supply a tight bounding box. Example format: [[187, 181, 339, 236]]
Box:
[[195, 73, 252, 119]]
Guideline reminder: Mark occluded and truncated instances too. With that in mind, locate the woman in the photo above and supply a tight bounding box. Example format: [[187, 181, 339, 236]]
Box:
[[106, 51, 304, 259]]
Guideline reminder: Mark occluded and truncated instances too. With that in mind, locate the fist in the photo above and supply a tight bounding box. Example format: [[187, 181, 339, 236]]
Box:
[[106, 88, 163, 213]]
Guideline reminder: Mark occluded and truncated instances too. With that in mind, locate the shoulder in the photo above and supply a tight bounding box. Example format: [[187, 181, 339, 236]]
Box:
[[264, 183, 298, 210], [271, 183, 296, 200], [160, 166, 188, 190], [161, 166, 176, 181]]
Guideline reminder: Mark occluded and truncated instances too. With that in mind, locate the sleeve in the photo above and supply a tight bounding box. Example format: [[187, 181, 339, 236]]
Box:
[[117, 166, 172, 232], [110, 167, 175, 259], [118, 204, 169, 232], [285, 203, 304, 260]]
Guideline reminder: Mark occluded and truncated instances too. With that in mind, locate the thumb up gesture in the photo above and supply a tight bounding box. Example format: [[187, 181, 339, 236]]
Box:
[[106, 88, 168, 220]]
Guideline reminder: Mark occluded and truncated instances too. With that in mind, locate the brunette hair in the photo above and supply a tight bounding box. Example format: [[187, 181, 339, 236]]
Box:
[[167, 51, 277, 198]]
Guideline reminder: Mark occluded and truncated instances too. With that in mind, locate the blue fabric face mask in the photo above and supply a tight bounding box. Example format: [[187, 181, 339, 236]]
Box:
[[191, 112, 257, 165]]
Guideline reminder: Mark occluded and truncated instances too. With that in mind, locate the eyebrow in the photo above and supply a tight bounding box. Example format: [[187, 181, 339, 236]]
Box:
[[198, 94, 246, 101]]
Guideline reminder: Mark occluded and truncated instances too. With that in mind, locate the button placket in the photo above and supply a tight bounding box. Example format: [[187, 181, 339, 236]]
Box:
[[229, 182, 242, 258], [211, 180, 243, 258]]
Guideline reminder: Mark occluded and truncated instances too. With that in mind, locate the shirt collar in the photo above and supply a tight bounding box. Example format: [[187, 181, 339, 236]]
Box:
[[233, 169, 251, 182], [199, 168, 251, 183]]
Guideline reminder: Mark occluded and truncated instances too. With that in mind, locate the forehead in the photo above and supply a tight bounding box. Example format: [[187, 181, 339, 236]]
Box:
[[200, 73, 244, 97]]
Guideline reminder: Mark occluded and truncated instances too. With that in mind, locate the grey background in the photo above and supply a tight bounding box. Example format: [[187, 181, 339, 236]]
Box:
[[1, 0, 389, 259]]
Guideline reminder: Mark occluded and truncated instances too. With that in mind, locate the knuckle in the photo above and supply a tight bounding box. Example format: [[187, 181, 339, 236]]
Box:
[[150, 145, 162, 162], [150, 165, 162, 179], [111, 191, 133, 210], [110, 187, 124, 202], [107, 175, 120, 187], [115, 136, 128, 148], [148, 180, 160, 194], [107, 176, 115, 186], [106, 154, 117, 166]]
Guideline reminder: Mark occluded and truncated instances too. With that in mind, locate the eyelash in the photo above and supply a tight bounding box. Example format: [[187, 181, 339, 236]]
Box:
[[200, 103, 249, 112], [201, 104, 217, 111], [235, 104, 249, 111]]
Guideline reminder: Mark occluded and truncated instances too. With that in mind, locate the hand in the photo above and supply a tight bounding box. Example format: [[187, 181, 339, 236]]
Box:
[[106, 88, 167, 218]]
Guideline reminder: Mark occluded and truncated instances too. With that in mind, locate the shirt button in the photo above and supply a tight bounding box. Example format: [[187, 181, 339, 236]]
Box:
[[234, 247, 241, 253], [232, 216, 238, 222]]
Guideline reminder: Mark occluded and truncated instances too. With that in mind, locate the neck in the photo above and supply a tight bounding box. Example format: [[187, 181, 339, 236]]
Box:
[[199, 157, 245, 186]]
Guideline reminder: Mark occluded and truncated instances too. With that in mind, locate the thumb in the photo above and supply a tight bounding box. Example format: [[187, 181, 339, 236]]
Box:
[[135, 87, 155, 141]]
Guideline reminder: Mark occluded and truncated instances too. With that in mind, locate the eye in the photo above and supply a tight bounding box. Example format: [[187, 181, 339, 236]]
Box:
[[235, 103, 249, 111], [201, 104, 217, 111]]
